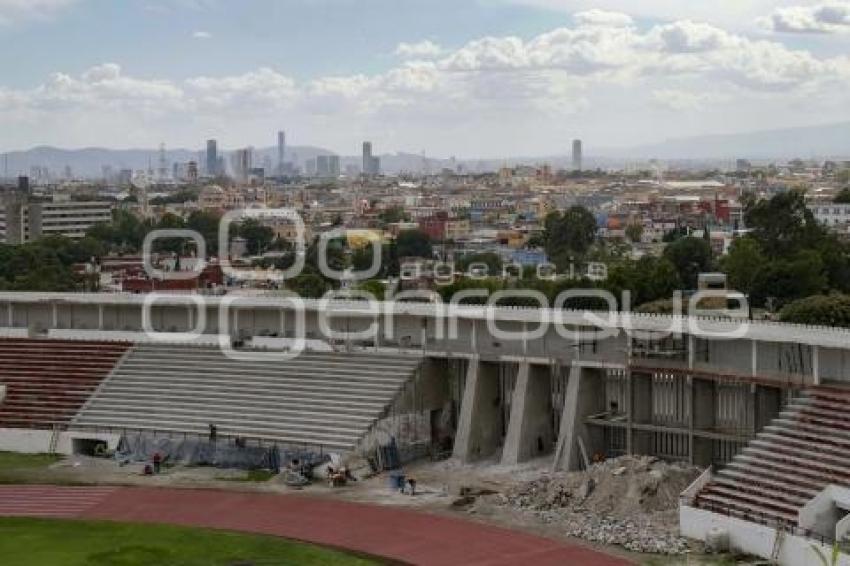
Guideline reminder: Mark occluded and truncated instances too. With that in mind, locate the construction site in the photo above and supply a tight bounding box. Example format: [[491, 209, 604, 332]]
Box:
[[0, 292, 849, 565]]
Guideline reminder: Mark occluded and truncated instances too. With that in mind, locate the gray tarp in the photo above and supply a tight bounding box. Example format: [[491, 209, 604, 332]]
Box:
[[115, 432, 288, 471]]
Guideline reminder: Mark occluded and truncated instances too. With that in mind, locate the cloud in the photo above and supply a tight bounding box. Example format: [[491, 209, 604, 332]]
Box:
[[759, 2, 850, 33], [439, 17, 850, 91], [395, 40, 444, 58], [501, 0, 789, 30], [0, 0, 76, 25], [573, 9, 633, 28], [2, 11, 850, 153], [192, 30, 212, 39]]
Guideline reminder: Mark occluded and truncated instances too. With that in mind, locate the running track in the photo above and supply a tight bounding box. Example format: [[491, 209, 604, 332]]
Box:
[[0, 485, 632, 565]]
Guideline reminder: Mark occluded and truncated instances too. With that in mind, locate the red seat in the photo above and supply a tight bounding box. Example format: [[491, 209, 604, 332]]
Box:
[[0, 338, 130, 429]]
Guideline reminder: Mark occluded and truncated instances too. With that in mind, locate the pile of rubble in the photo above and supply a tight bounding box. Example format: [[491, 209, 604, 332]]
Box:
[[499, 455, 701, 555]]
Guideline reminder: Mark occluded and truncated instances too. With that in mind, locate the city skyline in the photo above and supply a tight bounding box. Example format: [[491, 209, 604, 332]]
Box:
[[1, 1, 849, 156]]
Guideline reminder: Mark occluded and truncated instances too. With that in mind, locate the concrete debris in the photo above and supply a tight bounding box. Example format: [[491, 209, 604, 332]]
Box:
[[498, 455, 701, 555]]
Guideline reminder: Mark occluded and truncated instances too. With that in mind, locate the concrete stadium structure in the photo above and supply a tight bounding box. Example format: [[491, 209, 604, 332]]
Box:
[[1, 291, 850, 564]]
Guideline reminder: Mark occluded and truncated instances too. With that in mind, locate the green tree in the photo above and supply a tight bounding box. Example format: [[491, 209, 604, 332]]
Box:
[[153, 213, 187, 254], [457, 253, 503, 276], [605, 256, 681, 307], [543, 206, 597, 269], [750, 251, 827, 309], [377, 206, 409, 225], [625, 222, 644, 243], [833, 188, 850, 203], [237, 218, 274, 256], [287, 272, 330, 298], [745, 190, 823, 258], [780, 294, 850, 328], [395, 229, 433, 259], [662, 236, 713, 290], [720, 237, 766, 295], [186, 210, 222, 255], [358, 279, 386, 301]]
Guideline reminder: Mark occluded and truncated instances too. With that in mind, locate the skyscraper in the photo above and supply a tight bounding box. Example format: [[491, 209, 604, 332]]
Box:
[[232, 148, 253, 180], [572, 139, 582, 171], [206, 139, 218, 176], [277, 131, 286, 174], [316, 155, 330, 177], [362, 142, 379, 176], [328, 155, 340, 178], [362, 141, 372, 175]]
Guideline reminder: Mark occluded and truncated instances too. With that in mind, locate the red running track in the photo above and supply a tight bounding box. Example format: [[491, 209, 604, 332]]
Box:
[[0, 485, 632, 565]]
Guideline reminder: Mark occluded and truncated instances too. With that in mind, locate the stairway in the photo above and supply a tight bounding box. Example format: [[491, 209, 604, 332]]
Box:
[[694, 385, 850, 527], [72, 344, 422, 451]]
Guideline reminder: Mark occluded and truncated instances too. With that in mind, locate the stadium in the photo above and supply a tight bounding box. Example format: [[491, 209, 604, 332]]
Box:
[[0, 291, 848, 564]]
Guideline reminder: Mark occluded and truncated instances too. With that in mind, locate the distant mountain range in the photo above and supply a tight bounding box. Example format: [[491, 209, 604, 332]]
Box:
[[598, 121, 850, 161], [3, 122, 849, 179]]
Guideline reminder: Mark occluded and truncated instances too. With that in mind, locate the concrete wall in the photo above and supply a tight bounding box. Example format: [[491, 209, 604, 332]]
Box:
[[453, 359, 503, 462], [0, 428, 120, 455], [800, 485, 850, 541], [681, 504, 850, 566], [553, 366, 606, 471], [502, 363, 554, 465]]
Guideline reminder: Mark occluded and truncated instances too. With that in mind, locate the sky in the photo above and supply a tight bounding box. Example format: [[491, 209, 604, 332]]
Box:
[[1, 0, 849, 157]]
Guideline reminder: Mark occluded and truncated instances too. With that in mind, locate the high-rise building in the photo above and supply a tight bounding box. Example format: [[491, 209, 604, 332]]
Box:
[[206, 139, 219, 176], [362, 142, 379, 176], [277, 131, 286, 174], [328, 155, 340, 178], [232, 148, 253, 180], [316, 155, 330, 177], [572, 139, 582, 171], [362, 141, 372, 175], [305, 157, 317, 177], [0, 183, 112, 244], [187, 161, 199, 182], [315, 155, 341, 178]]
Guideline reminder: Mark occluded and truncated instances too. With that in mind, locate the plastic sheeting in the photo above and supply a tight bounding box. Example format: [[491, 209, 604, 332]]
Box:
[[115, 432, 297, 471]]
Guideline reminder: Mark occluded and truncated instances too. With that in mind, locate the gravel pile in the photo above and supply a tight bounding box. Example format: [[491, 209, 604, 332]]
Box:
[[499, 455, 701, 555]]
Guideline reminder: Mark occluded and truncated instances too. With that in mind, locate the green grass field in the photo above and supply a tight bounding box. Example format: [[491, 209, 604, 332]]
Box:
[[0, 518, 380, 566], [0, 451, 62, 484]]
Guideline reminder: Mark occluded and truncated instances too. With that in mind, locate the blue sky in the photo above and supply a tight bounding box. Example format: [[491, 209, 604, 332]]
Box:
[[2, 1, 562, 86], [1, 0, 849, 156]]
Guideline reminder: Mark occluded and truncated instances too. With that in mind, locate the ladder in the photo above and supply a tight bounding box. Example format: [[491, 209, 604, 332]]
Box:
[[48, 424, 60, 454], [771, 522, 786, 563]]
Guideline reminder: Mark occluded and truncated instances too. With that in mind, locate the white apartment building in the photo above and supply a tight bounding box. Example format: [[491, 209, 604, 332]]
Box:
[[808, 203, 850, 231], [0, 193, 113, 244]]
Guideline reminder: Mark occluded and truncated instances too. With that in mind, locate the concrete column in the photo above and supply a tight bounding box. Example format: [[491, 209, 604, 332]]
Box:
[[51, 304, 58, 329], [187, 305, 194, 330], [98, 305, 104, 330], [279, 309, 286, 337], [751, 340, 758, 377], [552, 365, 605, 471], [452, 358, 502, 462], [688, 335, 695, 369], [631, 372, 653, 455], [6, 303, 12, 327], [502, 363, 554, 465], [522, 322, 528, 357], [813, 345, 820, 385], [691, 377, 716, 466]]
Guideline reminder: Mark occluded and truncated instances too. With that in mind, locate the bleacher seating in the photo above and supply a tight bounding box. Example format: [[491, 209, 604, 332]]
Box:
[[694, 385, 850, 526], [0, 338, 130, 429], [72, 344, 422, 451]]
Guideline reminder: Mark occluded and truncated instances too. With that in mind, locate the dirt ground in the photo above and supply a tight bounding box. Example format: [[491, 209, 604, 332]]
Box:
[[9, 454, 760, 565]]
